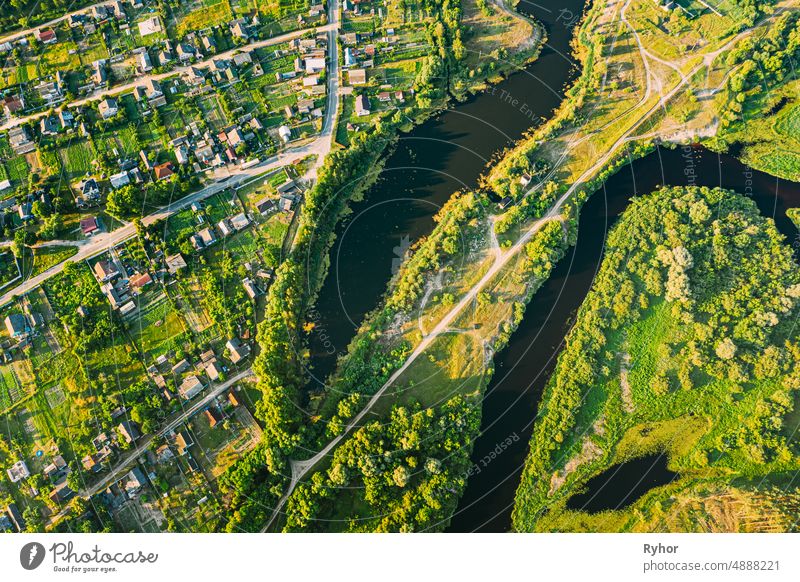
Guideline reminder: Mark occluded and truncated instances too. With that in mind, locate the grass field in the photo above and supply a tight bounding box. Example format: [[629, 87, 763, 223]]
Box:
[[175, 0, 235, 37], [128, 293, 189, 360], [59, 140, 96, 179]]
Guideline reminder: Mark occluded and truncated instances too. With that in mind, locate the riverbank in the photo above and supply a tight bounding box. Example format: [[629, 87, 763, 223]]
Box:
[[513, 184, 800, 532], [220, 0, 548, 531]]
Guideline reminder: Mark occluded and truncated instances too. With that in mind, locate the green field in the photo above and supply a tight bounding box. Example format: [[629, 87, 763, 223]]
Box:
[[128, 293, 189, 359], [59, 141, 96, 179]]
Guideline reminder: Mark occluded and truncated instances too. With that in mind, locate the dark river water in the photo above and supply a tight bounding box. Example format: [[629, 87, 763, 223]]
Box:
[[302, 0, 800, 532], [565, 453, 677, 513], [447, 145, 800, 532], [306, 0, 585, 386]]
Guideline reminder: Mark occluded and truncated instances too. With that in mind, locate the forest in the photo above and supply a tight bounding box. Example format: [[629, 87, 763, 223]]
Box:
[[513, 185, 800, 532]]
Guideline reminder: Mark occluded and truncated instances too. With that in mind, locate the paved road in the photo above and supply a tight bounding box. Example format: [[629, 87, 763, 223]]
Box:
[[260, 3, 780, 531], [81, 368, 254, 497], [0, 22, 334, 133], [0, 161, 267, 306], [0, 0, 113, 46]]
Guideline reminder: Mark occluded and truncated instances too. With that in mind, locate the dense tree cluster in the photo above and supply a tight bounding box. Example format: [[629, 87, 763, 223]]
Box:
[[283, 396, 479, 532], [719, 11, 800, 127], [514, 186, 800, 530]]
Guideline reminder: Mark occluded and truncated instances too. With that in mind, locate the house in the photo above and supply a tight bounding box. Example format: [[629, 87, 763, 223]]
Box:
[[137, 50, 153, 72], [276, 179, 297, 195], [138, 16, 162, 37], [228, 391, 240, 406], [198, 227, 216, 247], [178, 375, 204, 399], [302, 75, 319, 88], [349, 68, 367, 86], [82, 453, 101, 472], [36, 80, 62, 103], [7, 503, 25, 532], [230, 212, 250, 231], [243, 278, 259, 300], [67, 14, 84, 27], [8, 127, 33, 155], [3, 94, 25, 116], [378, 91, 391, 102], [519, 173, 532, 187], [37, 28, 57, 44], [395, 90, 405, 103], [98, 97, 119, 119], [233, 52, 252, 67], [355, 94, 371, 116], [344, 47, 356, 67], [93, 259, 119, 282], [227, 127, 245, 147], [133, 85, 146, 102], [80, 216, 100, 236], [0, 179, 10, 192], [171, 359, 191, 375], [129, 272, 152, 292], [342, 32, 358, 45], [101, 283, 126, 309], [156, 47, 172, 65], [202, 36, 216, 52], [173, 430, 193, 455], [18, 201, 33, 220], [175, 145, 189, 165], [226, 338, 251, 363], [185, 66, 205, 85], [204, 407, 222, 428], [255, 197, 276, 215], [124, 467, 146, 496], [6, 460, 30, 482], [177, 43, 195, 61], [118, 420, 140, 444], [5, 314, 30, 339], [82, 178, 100, 200], [305, 56, 326, 74], [112, 1, 126, 19], [217, 219, 233, 237], [50, 484, 75, 505], [93, 61, 107, 85], [230, 20, 250, 39], [205, 360, 224, 381], [156, 444, 174, 463], [278, 125, 292, 143], [279, 194, 297, 212], [91, 5, 110, 20], [58, 108, 74, 128], [110, 171, 130, 189], [43, 455, 67, 480], [154, 162, 174, 181], [40, 115, 61, 135], [166, 253, 187, 274], [144, 78, 166, 107]]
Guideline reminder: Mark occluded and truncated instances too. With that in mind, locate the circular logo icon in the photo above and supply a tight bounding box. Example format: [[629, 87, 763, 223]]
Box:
[[19, 542, 46, 570]]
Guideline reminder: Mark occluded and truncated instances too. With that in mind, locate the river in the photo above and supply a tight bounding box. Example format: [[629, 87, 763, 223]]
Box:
[[447, 145, 800, 532], [301, 0, 800, 533], [306, 0, 586, 388]]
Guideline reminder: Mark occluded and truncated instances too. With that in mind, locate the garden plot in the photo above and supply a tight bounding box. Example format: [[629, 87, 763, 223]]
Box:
[[128, 292, 191, 361]]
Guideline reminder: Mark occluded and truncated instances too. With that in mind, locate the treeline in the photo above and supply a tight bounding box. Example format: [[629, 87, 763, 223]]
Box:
[[718, 11, 800, 128], [283, 395, 479, 532], [513, 186, 800, 530]]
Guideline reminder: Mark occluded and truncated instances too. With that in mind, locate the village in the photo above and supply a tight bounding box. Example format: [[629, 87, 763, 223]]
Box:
[[0, 0, 445, 533]]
